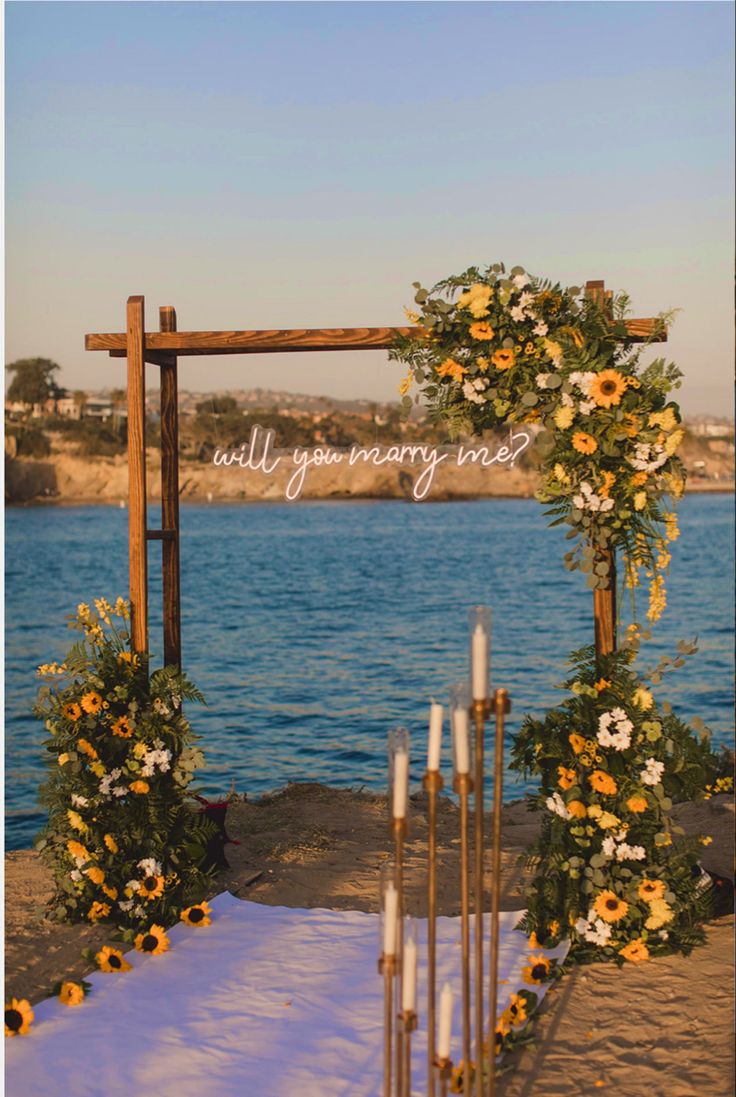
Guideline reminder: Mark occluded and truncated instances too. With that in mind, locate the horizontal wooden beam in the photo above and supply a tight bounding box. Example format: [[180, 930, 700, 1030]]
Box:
[[86, 318, 666, 358], [146, 529, 177, 542]]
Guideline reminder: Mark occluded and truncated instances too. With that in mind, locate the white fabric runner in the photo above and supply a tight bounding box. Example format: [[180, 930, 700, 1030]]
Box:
[[5, 893, 568, 1096]]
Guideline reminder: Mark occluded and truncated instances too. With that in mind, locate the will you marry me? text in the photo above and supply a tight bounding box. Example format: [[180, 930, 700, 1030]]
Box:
[[212, 425, 531, 501]]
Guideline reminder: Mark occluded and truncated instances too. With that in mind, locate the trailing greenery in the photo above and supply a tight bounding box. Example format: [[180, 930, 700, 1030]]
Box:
[[510, 644, 720, 963], [34, 599, 215, 930]]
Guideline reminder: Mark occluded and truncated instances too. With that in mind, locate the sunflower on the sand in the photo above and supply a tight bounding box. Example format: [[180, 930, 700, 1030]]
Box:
[[181, 901, 212, 927], [134, 925, 170, 955], [96, 946, 132, 972], [5, 999, 34, 1037], [58, 982, 86, 1007], [521, 954, 554, 986]]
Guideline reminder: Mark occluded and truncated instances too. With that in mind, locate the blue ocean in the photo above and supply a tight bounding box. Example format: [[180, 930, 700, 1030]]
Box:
[[5, 494, 734, 849]]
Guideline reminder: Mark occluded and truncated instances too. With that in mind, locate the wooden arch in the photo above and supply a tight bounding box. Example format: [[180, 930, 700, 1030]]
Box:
[[85, 282, 666, 668]]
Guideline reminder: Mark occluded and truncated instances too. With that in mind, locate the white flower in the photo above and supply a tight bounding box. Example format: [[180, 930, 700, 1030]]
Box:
[[512, 273, 529, 288], [71, 794, 88, 808], [153, 698, 170, 717], [546, 791, 571, 820], [641, 757, 665, 786], [125, 879, 140, 894], [509, 305, 527, 323], [587, 918, 612, 945], [574, 917, 589, 935], [601, 836, 616, 858], [629, 442, 668, 473], [616, 843, 646, 862], [597, 709, 632, 751], [70, 869, 83, 882], [138, 858, 162, 877], [118, 899, 134, 912], [462, 380, 486, 405], [561, 392, 574, 407], [536, 373, 550, 388], [533, 320, 548, 336], [133, 905, 145, 918], [658, 930, 669, 941], [518, 291, 534, 309], [112, 786, 127, 798], [578, 400, 596, 415]]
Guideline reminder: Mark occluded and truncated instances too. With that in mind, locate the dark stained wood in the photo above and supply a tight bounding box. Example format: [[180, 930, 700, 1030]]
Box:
[[159, 305, 182, 669], [127, 296, 148, 654], [146, 529, 176, 542], [594, 550, 617, 661], [87, 316, 665, 357]]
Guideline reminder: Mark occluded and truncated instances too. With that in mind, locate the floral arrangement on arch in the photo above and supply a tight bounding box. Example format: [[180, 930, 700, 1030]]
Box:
[[510, 644, 720, 963], [390, 263, 685, 624], [34, 599, 215, 931]]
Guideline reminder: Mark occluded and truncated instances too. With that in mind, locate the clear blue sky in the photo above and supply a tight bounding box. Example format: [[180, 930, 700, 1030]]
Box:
[[5, 1, 734, 412]]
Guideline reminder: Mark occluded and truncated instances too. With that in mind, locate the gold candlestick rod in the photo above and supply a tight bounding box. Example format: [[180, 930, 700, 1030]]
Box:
[[487, 688, 510, 1097], [471, 698, 490, 1097], [435, 1057, 454, 1097], [393, 818, 407, 1097], [379, 953, 397, 1097], [423, 770, 443, 1097], [399, 1009, 417, 1097], [454, 771, 474, 1097]]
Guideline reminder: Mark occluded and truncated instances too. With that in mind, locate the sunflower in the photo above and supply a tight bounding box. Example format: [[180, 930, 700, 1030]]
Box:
[[58, 982, 85, 1007], [599, 470, 616, 499], [492, 348, 515, 371], [589, 770, 617, 796], [129, 780, 150, 795], [67, 810, 89, 834], [117, 651, 137, 666], [96, 946, 132, 973], [5, 998, 33, 1037], [589, 369, 626, 408], [593, 891, 629, 924], [87, 901, 111, 923], [500, 993, 528, 1027], [572, 431, 598, 455], [567, 800, 587, 819], [86, 866, 105, 885], [81, 691, 103, 715], [102, 884, 118, 901], [626, 794, 648, 814], [112, 715, 134, 738], [569, 733, 586, 755], [77, 738, 98, 760], [436, 358, 467, 383], [63, 702, 82, 721], [557, 766, 576, 790], [521, 953, 553, 985], [619, 939, 649, 963], [134, 925, 170, 955], [180, 901, 212, 927], [103, 833, 119, 854], [469, 321, 495, 341], [67, 839, 90, 862], [139, 875, 165, 901], [645, 898, 674, 930], [594, 678, 611, 693], [456, 282, 492, 317]]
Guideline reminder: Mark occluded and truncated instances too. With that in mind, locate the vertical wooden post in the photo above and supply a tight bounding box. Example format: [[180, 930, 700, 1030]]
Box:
[[159, 306, 182, 668], [127, 295, 148, 654], [585, 280, 617, 661]]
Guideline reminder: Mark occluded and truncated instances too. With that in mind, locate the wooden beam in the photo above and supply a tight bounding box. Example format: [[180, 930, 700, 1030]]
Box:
[[87, 317, 665, 357], [146, 529, 177, 542], [159, 305, 182, 669], [127, 296, 148, 654]]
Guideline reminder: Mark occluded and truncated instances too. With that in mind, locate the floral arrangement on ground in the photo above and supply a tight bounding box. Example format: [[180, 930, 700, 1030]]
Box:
[[391, 262, 685, 623], [33, 598, 215, 932], [510, 643, 721, 963]]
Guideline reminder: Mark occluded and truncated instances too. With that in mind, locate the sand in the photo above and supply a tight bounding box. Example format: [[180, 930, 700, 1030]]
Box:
[[4, 786, 734, 1096]]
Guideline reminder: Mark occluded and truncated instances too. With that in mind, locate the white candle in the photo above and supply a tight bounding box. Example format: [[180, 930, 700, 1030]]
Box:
[[471, 622, 489, 700], [427, 702, 443, 772], [392, 749, 409, 818], [437, 982, 453, 1059], [452, 708, 470, 775], [401, 937, 417, 1012], [383, 883, 398, 956]]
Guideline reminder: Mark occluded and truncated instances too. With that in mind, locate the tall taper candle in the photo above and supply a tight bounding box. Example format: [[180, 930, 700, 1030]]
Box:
[[428, 701, 443, 772], [401, 935, 417, 1013], [383, 882, 398, 956], [453, 707, 470, 775], [437, 983, 453, 1060], [392, 749, 409, 819], [469, 607, 491, 701]]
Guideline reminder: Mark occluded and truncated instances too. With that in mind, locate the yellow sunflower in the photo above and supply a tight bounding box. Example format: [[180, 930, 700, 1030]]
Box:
[[619, 939, 649, 963], [436, 358, 467, 383], [491, 348, 515, 371], [456, 282, 492, 318], [589, 770, 618, 796], [469, 321, 495, 341], [630, 470, 648, 487], [139, 875, 165, 901], [567, 800, 587, 819], [638, 879, 666, 902], [589, 369, 626, 408], [180, 901, 212, 927], [5, 998, 34, 1037], [593, 891, 629, 924], [129, 780, 150, 795], [67, 839, 90, 861], [77, 738, 98, 760], [103, 833, 119, 854], [500, 993, 528, 1028], [594, 678, 611, 693], [626, 794, 648, 814], [67, 810, 88, 834], [102, 884, 118, 901], [557, 766, 576, 790], [80, 691, 103, 715], [134, 925, 170, 955], [86, 866, 105, 885], [572, 431, 598, 455], [63, 702, 82, 721], [645, 898, 674, 930], [599, 470, 616, 498], [87, 901, 111, 923], [96, 946, 132, 973], [521, 953, 553, 985], [569, 733, 586, 755], [58, 982, 85, 1007], [112, 715, 134, 739], [117, 651, 137, 666]]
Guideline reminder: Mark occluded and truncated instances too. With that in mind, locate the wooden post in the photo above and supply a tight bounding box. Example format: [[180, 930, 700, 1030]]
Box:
[[127, 295, 148, 654], [585, 280, 617, 661], [159, 306, 182, 668]]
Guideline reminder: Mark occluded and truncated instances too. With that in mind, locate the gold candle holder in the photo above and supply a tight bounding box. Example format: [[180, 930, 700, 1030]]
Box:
[[399, 1009, 417, 1097], [453, 770, 474, 1097], [391, 818, 408, 1097], [487, 688, 510, 1097], [471, 697, 490, 1097], [435, 1057, 454, 1097], [423, 769, 443, 1097], [379, 952, 397, 1097]]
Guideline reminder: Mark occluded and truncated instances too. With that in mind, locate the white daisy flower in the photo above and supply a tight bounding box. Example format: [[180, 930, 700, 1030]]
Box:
[[546, 791, 571, 820], [641, 757, 665, 786], [509, 305, 527, 323], [512, 273, 529, 288], [536, 373, 550, 388], [533, 320, 548, 336], [138, 858, 162, 877], [71, 794, 89, 808]]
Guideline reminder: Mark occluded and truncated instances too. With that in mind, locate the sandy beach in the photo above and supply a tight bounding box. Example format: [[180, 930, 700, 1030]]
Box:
[[5, 784, 733, 1096]]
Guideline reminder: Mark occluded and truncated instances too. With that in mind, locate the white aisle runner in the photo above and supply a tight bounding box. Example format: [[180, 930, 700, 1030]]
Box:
[[5, 893, 568, 1097]]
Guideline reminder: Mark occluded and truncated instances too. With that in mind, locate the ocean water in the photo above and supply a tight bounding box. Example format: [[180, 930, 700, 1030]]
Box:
[[4, 494, 734, 849]]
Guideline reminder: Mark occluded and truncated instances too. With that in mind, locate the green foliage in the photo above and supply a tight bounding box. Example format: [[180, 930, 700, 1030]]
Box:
[[34, 598, 215, 931], [5, 423, 52, 457], [510, 645, 719, 963], [6, 357, 63, 408]]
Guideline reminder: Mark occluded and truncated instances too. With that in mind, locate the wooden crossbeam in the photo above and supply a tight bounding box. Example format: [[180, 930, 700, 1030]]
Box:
[[85, 317, 666, 358]]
